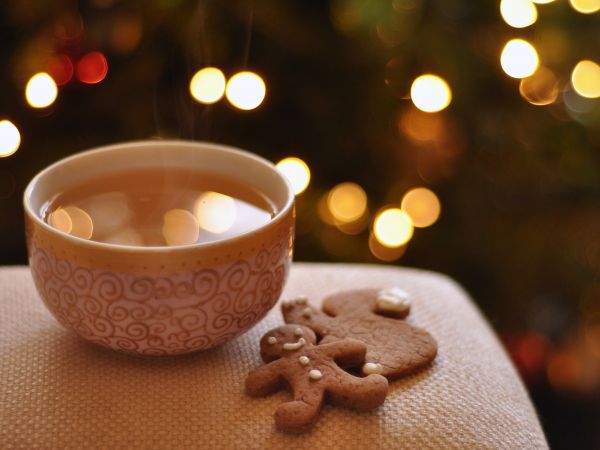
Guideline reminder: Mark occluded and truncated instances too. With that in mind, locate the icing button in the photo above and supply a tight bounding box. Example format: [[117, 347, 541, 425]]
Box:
[[299, 356, 310, 366], [301, 307, 312, 319], [267, 336, 277, 345], [294, 327, 303, 336], [308, 369, 322, 380]]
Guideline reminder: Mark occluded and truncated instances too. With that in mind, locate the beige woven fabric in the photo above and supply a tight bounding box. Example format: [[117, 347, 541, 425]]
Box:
[[0, 264, 547, 450]]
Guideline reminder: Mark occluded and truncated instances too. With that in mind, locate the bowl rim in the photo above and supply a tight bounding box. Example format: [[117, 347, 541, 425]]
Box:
[[23, 139, 295, 254]]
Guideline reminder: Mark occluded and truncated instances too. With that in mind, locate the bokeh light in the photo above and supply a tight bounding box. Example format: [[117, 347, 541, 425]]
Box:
[[571, 60, 600, 99], [0, 120, 21, 158], [76, 51, 108, 84], [46, 54, 74, 86], [162, 209, 199, 246], [519, 66, 559, 105], [225, 71, 266, 110], [410, 74, 452, 113], [569, 0, 600, 14], [373, 208, 414, 248], [189, 67, 226, 104], [547, 348, 581, 391], [327, 182, 368, 223], [500, 39, 539, 79], [194, 192, 236, 233], [401, 187, 441, 228], [50, 206, 94, 239], [584, 321, 600, 359], [500, 0, 538, 28], [532, 0, 555, 3], [49, 208, 72, 234], [25, 72, 58, 108], [369, 234, 407, 262], [276, 157, 311, 195], [399, 107, 445, 143]]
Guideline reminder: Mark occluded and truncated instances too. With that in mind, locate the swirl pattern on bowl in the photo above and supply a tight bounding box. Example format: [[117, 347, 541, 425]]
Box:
[[28, 238, 290, 355]]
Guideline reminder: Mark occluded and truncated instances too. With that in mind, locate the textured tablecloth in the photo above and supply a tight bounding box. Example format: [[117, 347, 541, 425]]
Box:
[[0, 264, 548, 450]]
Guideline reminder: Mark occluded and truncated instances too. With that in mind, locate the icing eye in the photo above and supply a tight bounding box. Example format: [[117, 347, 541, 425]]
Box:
[[267, 336, 277, 344]]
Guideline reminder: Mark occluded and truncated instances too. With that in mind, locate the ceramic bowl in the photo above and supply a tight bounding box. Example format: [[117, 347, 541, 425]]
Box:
[[24, 140, 294, 356]]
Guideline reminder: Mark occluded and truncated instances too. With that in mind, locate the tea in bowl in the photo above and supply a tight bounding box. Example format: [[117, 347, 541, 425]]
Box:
[[23, 140, 295, 356]]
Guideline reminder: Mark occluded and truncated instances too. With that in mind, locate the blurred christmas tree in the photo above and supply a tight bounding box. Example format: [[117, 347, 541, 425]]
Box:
[[0, 0, 599, 447]]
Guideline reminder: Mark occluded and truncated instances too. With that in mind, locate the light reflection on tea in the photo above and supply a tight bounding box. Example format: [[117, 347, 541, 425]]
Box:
[[43, 168, 276, 246]]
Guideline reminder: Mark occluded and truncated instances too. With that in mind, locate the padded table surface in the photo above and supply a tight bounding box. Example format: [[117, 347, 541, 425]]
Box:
[[0, 264, 548, 449]]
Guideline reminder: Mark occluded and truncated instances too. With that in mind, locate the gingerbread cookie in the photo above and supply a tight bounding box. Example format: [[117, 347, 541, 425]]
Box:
[[245, 324, 388, 432], [282, 288, 437, 380]]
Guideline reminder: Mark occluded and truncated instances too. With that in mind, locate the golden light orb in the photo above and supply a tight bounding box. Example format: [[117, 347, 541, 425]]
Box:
[[194, 192, 237, 234], [373, 208, 414, 248], [276, 157, 310, 195], [225, 71, 266, 110], [49, 208, 73, 235], [162, 209, 200, 246], [62, 206, 94, 240], [0, 120, 21, 158], [189, 67, 226, 104], [401, 187, 441, 228], [327, 182, 368, 223], [500, 39, 539, 79], [410, 74, 452, 113], [519, 66, 559, 105], [500, 0, 538, 28], [25, 72, 58, 108], [571, 60, 600, 99], [368, 234, 407, 262], [569, 0, 600, 14]]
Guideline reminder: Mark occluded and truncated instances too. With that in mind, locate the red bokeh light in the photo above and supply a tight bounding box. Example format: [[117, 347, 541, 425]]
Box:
[[76, 51, 108, 84], [46, 54, 74, 86], [503, 332, 552, 383]]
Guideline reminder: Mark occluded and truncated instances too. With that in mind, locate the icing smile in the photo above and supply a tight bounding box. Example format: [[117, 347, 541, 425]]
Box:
[[283, 337, 306, 350]]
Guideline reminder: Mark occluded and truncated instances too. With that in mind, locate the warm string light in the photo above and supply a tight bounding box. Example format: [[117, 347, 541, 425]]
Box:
[[410, 74, 452, 113], [571, 60, 600, 99], [76, 51, 108, 84], [0, 120, 21, 158], [327, 182, 368, 224], [276, 157, 311, 195], [25, 72, 58, 108], [401, 188, 441, 228], [500, 39, 539, 79], [190, 68, 226, 104], [569, 0, 600, 14], [373, 208, 414, 248], [226, 71, 266, 110], [500, 0, 538, 28]]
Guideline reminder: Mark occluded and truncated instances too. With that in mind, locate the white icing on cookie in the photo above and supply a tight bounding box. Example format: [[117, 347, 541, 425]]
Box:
[[301, 307, 312, 318], [299, 356, 310, 366], [294, 295, 308, 306], [375, 287, 411, 315], [362, 362, 383, 375], [283, 337, 306, 350], [267, 336, 277, 345], [308, 369, 322, 380], [294, 327, 304, 336]]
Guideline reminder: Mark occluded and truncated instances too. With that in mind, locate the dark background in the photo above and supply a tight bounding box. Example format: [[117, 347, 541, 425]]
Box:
[[1, 1, 599, 448]]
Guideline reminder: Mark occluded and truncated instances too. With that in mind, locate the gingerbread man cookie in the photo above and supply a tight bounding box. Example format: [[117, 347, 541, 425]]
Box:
[[282, 288, 437, 380], [245, 324, 388, 432]]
